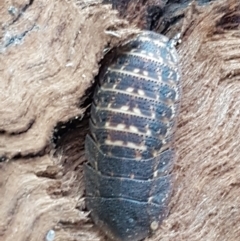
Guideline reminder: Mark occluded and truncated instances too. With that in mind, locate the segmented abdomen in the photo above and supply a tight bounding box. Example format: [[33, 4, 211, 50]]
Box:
[[84, 31, 181, 241]]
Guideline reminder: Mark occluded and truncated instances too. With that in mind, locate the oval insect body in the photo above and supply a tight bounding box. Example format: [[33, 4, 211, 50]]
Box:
[[84, 31, 181, 241]]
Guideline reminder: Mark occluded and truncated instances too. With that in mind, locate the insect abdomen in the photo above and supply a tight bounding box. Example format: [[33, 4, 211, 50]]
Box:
[[84, 31, 181, 241]]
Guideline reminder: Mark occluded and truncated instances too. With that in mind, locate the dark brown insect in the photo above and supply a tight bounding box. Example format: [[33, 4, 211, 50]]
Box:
[[84, 31, 181, 241]]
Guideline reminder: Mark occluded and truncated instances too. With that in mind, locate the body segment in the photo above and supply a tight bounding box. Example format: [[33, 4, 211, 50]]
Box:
[[84, 31, 181, 241]]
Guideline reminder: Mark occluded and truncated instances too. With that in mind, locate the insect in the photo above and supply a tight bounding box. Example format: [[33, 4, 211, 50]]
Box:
[[84, 31, 181, 241]]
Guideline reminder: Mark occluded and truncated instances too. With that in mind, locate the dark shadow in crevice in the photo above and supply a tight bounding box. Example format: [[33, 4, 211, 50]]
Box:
[[11, 144, 49, 160]]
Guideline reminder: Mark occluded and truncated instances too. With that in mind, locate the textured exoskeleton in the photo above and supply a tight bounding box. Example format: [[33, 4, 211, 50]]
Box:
[[84, 31, 181, 241]]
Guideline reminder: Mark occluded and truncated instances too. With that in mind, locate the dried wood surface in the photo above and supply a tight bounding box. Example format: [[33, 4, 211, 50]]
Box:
[[0, 0, 240, 240]]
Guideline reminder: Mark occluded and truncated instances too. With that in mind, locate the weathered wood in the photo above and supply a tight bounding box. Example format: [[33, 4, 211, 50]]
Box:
[[0, 0, 240, 240]]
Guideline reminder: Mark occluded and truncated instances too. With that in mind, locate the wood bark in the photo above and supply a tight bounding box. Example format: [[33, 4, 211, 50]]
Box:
[[0, 0, 240, 240]]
